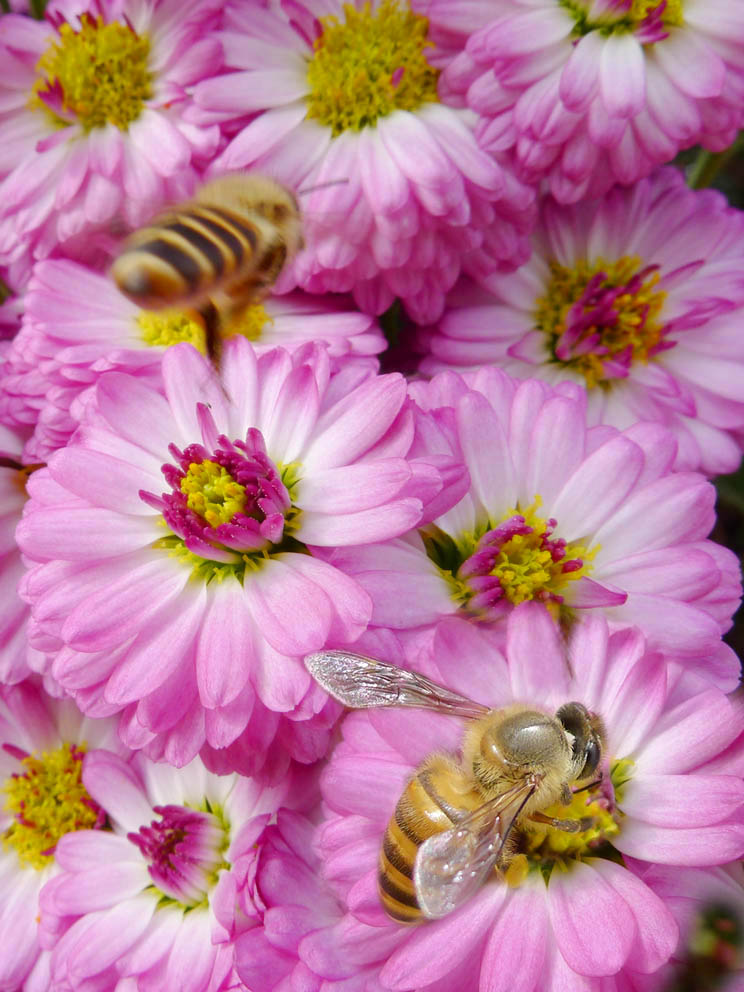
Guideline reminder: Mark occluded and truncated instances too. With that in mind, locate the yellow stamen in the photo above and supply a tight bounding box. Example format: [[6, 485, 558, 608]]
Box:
[[180, 460, 247, 528], [137, 310, 207, 353], [220, 301, 273, 343], [31, 14, 151, 132], [306, 0, 439, 135], [3, 744, 99, 870], [535, 256, 667, 389]]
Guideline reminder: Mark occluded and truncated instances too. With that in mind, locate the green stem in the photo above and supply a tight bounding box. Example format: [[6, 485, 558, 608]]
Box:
[[687, 134, 744, 189], [29, 0, 46, 18], [0, 0, 11, 13]]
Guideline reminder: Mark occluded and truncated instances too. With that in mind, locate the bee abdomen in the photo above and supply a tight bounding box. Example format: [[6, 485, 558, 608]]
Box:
[[112, 206, 263, 309], [378, 770, 464, 924]]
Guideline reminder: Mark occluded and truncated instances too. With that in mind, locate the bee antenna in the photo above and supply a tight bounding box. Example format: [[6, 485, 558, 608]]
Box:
[[296, 178, 349, 196]]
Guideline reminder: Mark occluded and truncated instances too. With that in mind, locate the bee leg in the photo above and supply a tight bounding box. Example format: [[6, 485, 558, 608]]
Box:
[[528, 811, 589, 833], [198, 299, 223, 370]]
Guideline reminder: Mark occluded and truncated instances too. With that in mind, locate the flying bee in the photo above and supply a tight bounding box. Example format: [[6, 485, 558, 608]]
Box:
[[110, 173, 304, 363], [305, 650, 604, 923]]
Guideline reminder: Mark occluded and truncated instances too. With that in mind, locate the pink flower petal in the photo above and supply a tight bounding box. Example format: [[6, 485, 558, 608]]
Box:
[[589, 860, 678, 974], [548, 860, 635, 976], [480, 883, 548, 992], [508, 602, 570, 700], [620, 773, 744, 829], [599, 34, 646, 118], [195, 580, 253, 708]]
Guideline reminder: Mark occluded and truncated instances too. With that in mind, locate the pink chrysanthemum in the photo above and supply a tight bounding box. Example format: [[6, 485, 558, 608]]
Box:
[[418, 169, 744, 476], [305, 607, 744, 991], [0, 0, 222, 286], [323, 367, 742, 687], [0, 680, 122, 991], [631, 862, 744, 990], [189, 0, 536, 324], [425, 0, 744, 203], [0, 425, 46, 686], [0, 257, 385, 462], [38, 748, 311, 991], [16, 338, 464, 773]]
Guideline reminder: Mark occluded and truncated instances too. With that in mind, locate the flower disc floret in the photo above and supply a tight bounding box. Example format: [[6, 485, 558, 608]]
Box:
[[129, 803, 228, 906], [31, 13, 151, 132], [536, 256, 668, 388], [306, 0, 439, 135], [137, 310, 207, 353], [3, 744, 103, 870], [426, 501, 593, 617], [565, 0, 683, 36], [144, 430, 299, 569]]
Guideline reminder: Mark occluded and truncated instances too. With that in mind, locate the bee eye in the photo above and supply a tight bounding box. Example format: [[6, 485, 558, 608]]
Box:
[[579, 739, 601, 779]]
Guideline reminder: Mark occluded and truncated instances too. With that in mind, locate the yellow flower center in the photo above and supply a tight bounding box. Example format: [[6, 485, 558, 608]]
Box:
[[3, 744, 100, 870], [305, 0, 439, 136], [137, 310, 208, 353], [220, 301, 273, 343], [535, 256, 667, 389], [31, 14, 152, 132], [427, 499, 596, 616], [523, 758, 633, 879], [629, 0, 683, 26], [566, 0, 684, 35], [180, 460, 247, 528]]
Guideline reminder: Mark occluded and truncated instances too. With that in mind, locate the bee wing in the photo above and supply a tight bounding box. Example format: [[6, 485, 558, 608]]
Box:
[[304, 650, 489, 718], [413, 777, 538, 919]]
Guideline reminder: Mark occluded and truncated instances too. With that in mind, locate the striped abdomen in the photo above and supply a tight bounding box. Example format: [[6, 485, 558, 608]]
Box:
[[379, 757, 482, 923], [111, 204, 276, 311]]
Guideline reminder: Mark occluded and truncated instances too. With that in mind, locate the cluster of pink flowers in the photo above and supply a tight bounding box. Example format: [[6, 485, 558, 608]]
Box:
[[0, 0, 743, 990]]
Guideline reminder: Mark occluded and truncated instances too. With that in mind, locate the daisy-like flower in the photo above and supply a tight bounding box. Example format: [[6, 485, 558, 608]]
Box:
[[632, 863, 744, 990], [0, 680, 122, 991], [323, 367, 742, 687], [16, 337, 462, 773], [38, 748, 310, 991], [0, 424, 46, 686], [190, 0, 536, 324], [0, 257, 385, 462], [417, 169, 744, 476], [0, 0, 222, 286], [307, 606, 744, 991], [425, 0, 744, 203]]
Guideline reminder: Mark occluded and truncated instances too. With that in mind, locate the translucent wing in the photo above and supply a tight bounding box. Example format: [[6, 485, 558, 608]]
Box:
[[304, 650, 489, 719], [413, 777, 538, 919]]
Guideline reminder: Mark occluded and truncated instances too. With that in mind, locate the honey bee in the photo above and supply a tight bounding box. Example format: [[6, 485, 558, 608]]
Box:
[[305, 650, 604, 923], [110, 173, 303, 361]]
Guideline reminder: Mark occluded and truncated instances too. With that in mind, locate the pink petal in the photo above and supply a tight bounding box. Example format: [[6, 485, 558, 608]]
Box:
[[653, 27, 725, 99], [80, 751, 152, 830], [620, 773, 744, 828], [380, 887, 498, 989], [589, 860, 678, 974], [614, 820, 744, 866], [480, 884, 548, 992], [599, 34, 646, 118], [550, 436, 643, 539], [548, 860, 635, 976], [508, 602, 570, 700], [195, 580, 253, 708]]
